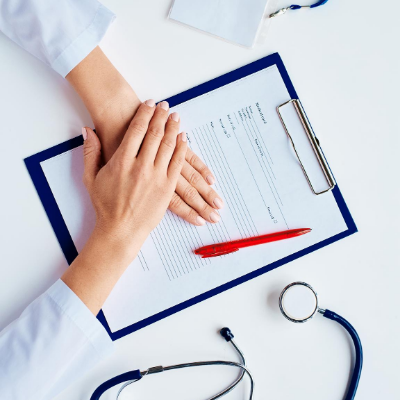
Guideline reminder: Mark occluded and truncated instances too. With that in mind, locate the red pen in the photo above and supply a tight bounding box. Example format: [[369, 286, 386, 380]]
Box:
[[194, 228, 312, 258]]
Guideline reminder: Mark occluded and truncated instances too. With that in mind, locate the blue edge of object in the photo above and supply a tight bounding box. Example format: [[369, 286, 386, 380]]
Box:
[[291, 0, 329, 10], [24, 52, 357, 341]]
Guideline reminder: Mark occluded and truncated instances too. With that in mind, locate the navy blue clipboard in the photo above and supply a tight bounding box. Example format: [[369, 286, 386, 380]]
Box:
[[25, 53, 357, 341]]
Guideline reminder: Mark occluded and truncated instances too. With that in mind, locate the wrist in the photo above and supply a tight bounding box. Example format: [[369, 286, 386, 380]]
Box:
[[67, 46, 140, 125], [62, 221, 148, 315], [66, 47, 142, 162], [92, 220, 149, 259], [90, 82, 141, 162], [90, 80, 139, 126]]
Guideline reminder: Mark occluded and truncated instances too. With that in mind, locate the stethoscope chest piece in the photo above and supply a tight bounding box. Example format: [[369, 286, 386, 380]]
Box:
[[279, 281, 320, 323]]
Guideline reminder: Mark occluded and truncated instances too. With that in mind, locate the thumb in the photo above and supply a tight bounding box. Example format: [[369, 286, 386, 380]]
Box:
[[82, 127, 102, 189]]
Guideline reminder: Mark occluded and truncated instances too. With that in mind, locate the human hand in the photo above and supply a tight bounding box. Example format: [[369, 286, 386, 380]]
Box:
[[158, 102, 224, 226], [94, 99, 224, 227], [82, 99, 187, 247], [66, 47, 223, 227]]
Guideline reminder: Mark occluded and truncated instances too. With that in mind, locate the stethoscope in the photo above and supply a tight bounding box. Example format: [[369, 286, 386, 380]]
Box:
[[278, 282, 363, 400], [90, 282, 362, 400]]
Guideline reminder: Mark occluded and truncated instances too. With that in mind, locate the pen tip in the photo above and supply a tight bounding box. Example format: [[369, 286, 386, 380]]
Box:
[[297, 228, 312, 236]]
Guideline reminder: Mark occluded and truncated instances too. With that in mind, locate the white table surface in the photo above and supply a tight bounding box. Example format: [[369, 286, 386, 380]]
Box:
[[0, 0, 399, 399]]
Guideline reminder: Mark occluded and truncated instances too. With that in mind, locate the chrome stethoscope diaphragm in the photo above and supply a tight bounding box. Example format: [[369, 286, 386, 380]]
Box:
[[279, 281, 322, 323]]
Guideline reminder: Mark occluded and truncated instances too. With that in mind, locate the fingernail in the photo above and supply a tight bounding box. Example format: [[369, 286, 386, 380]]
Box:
[[82, 127, 87, 140], [145, 99, 155, 107], [171, 112, 180, 122], [213, 198, 224, 209], [206, 175, 215, 185], [196, 216, 206, 226], [210, 211, 220, 223], [181, 132, 187, 142], [158, 101, 169, 111]]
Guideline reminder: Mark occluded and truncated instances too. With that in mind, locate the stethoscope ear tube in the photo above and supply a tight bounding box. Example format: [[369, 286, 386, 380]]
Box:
[[89, 369, 142, 400], [322, 310, 363, 400], [89, 328, 254, 400]]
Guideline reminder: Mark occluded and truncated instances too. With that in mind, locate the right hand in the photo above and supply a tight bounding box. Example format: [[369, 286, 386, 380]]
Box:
[[82, 99, 187, 247], [94, 99, 224, 227]]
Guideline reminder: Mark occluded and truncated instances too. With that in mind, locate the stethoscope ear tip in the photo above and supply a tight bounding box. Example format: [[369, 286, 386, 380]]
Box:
[[220, 327, 234, 342]]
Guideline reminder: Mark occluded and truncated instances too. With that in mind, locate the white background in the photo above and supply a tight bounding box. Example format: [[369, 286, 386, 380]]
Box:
[[0, 0, 399, 399]]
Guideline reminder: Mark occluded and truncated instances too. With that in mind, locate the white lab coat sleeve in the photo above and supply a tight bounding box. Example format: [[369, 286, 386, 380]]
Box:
[[0, 0, 115, 77], [0, 279, 114, 400]]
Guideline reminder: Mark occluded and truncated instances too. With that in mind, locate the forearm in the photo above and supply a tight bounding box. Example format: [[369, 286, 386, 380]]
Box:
[[66, 46, 141, 161], [61, 226, 147, 315]]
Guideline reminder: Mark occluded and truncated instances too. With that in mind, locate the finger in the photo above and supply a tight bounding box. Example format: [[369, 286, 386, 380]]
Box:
[[155, 111, 181, 168], [168, 192, 206, 226], [168, 132, 187, 181], [181, 161, 224, 210], [138, 101, 173, 162], [82, 127, 102, 190], [175, 174, 221, 224], [113, 99, 156, 164], [185, 147, 216, 185]]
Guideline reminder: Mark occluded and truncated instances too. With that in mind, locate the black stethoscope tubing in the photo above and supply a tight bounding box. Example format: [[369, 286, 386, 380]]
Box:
[[90, 329, 254, 400]]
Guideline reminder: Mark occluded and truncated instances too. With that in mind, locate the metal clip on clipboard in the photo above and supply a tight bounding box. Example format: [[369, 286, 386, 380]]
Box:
[[277, 99, 336, 195]]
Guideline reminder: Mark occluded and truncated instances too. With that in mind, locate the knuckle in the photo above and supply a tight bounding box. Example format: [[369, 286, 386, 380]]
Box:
[[186, 208, 198, 222], [83, 145, 99, 159], [171, 156, 185, 170], [147, 125, 164, 140], [161, 137, 176, 151], [183, 186, 198, 202], [113, 152, 131, 169], [188, 152, 209, 176], [136, 160, 150, 174], [188, 152, 198, 166], [188, 171, 201, 186], [201, 202, 210, 213], [198, 164, 209, 176], [130, 119, 148, 135], [169, 193, 183, 209]]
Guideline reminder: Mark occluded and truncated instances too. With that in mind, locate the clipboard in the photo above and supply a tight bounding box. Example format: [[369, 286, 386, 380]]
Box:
[[25, 53, 357, 340]]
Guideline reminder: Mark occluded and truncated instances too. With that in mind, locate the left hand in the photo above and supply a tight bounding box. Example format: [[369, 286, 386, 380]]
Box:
[[171, 145, 223, 226]]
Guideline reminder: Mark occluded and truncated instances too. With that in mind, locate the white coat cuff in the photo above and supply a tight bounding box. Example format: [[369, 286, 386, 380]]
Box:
[[51, 4, 116, 77], [46, 279, 114, 359]]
